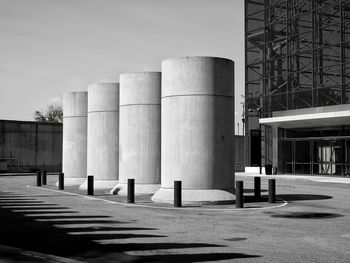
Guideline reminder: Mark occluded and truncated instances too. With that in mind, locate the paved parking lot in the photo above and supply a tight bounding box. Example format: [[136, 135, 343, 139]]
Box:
[[0, 174, 349, 262]]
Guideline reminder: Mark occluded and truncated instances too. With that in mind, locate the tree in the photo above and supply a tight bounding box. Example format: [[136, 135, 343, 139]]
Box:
[[33, 104, 63, 123]]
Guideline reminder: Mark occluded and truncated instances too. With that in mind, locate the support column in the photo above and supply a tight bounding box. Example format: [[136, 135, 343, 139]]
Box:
[[62, 92, 88, 186], [152, 56, 235, 205], [272, 126, 283, 174]]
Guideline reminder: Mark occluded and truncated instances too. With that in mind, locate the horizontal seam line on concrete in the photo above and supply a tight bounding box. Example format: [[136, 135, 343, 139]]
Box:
[[63, 116, 87, 118], [120, 103, 160, 107], [161, 94, 234, 99], [88, 110, 118, 113]]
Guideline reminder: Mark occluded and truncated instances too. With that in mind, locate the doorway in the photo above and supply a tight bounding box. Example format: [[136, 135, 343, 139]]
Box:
[[282, 138, 350, 176]]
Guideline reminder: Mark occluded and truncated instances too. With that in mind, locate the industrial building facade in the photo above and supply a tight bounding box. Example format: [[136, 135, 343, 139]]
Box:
[[245, 0, 350, 175]]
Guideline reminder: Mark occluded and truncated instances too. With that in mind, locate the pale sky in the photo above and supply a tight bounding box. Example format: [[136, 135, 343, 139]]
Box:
[[0, 0, 245, 131]]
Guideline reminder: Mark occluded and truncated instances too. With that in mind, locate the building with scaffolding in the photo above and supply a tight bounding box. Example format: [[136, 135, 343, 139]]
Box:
[[245, 0, 350, 176]]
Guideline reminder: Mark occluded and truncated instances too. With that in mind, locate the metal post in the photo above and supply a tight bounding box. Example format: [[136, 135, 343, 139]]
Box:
[[236, 181, 244, 208], [268, 179, 276, 203], [87, 175, 94, 195], [127, 178, 135, 203], [58, 172, 64, 190], [254, 177, 261, 200], [174, 181, 182, 207], [259, 110, 262, 175], [42, 170, 47, 185], [36, 170, 41, 186]]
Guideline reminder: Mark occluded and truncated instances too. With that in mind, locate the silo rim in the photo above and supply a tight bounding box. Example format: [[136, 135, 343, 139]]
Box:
[[161, 56, 234, 64], [119, 71, 161, 76]]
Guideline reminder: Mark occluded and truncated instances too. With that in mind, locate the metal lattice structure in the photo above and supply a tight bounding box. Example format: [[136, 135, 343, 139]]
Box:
[[246, 0, 350, 116], [245, 0, 350, 165]]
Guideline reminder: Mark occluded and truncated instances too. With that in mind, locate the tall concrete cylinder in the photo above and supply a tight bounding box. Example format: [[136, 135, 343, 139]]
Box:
[[152, 56, 235, 204], [80, 83, 119, 190], [62, 91, 88, 186], [112, 72, 161, 195]]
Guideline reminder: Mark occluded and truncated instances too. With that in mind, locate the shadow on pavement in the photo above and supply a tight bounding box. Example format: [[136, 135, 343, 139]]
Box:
[[137, 252, 260, 262], [276, 194, 333, 201], [243, 188, 268, 193], [0, 190, 260, 262], [270, 212, 343, 219]]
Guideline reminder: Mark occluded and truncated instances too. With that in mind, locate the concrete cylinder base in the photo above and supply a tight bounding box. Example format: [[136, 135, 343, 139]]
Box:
[[79, 180, 119, 190], [151, 188, 235, 205], [55, 177, 86, 187], [111, 183, 160, 196]]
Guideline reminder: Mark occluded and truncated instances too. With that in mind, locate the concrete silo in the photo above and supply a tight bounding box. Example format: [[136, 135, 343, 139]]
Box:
[[112, 72, 161, 195], [80, 83, 119, 190], [62, 91, 88, 186], [152, 56, 235, 204]]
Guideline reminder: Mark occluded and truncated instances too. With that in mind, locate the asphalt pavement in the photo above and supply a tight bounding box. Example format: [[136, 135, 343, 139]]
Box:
[[0, 174, 349, 262]]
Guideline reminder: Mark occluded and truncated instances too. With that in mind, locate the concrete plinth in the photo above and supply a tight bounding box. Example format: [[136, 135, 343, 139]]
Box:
[[112, 183, 160, 196], [79, 83, 119, 190], [62, 91, 88, 186], [79, 180, 119, 190], [112, 72, 161, 195], [152, 57, 235, 204], [152, 188, 235, 205]]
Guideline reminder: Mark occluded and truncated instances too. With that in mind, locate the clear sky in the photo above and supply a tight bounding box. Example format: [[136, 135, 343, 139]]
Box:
[[0, 0, 245, 133]]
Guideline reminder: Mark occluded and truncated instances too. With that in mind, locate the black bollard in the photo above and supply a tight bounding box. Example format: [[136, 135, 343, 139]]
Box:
[[268, 179, 276, 203], [254, 177, 261, 200], [127, 179, 135, 203], [87, 175, 94, 195], [236, 181, 243, 208], [36, 170, 42, 186], [58, 172, 64, 190], [174, 181, 182, 207], [42, 170, 47, 185]]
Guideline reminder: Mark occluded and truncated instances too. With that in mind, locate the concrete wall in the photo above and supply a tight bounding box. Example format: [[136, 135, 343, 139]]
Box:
[[0, 120, 62, 172]]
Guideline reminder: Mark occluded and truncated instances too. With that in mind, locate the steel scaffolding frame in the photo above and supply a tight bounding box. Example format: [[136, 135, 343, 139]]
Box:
[[245, 0, 350, 166], [246, 0, 350, 116]]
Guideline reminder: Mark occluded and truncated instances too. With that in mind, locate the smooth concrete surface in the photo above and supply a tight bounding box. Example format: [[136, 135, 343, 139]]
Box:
[[152, 57, 235, 204], [112, 72, 161, 195], [62, 92, 87, 186], [80, 83, 119, 190]]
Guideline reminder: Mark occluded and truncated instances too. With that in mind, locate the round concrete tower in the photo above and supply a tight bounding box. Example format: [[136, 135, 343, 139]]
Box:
[[112, 72, 161, 195], [62, 91, 88, 186], [152, 56, 235, 204], [80, 83, 119, 190]]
